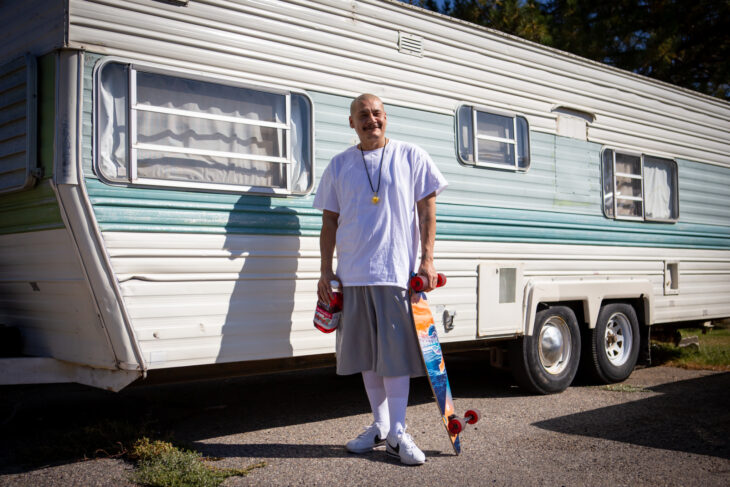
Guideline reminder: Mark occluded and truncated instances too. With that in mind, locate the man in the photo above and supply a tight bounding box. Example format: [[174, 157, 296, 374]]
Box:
[[313, 94, 447, 465]]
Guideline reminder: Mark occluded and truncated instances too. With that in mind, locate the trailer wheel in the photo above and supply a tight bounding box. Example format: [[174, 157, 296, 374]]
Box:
[[583, 303, 640, 383], [509, 306, 581, 394]]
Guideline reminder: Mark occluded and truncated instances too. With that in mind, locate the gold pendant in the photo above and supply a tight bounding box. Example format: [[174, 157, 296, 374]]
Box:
[[372, 194, 380, 204]]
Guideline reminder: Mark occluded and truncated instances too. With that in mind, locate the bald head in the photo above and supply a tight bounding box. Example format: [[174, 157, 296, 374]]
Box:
[[349, 94, 388, 150], [350, 94, 384, 116]]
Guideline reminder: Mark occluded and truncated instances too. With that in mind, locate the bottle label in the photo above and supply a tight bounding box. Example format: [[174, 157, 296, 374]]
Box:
[[314, 303, 340, 333], [314, 290, 343, 333]]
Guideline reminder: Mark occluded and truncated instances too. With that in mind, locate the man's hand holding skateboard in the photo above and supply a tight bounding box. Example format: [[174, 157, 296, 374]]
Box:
[[410, 272, 447, 293], [416, 259, 440, 293]]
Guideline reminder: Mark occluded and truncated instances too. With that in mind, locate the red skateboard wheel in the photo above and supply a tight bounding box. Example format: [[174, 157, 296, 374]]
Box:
[[447, 417, 464, 435], [465, 409, 481, 425]]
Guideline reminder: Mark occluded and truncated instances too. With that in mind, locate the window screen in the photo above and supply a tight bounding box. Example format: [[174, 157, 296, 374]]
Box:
[[96, 61, 313, 194], [456, 105, 530, 171]]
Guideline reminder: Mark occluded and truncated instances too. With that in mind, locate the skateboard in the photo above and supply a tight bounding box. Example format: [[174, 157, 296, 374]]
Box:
[[408, 273, 481, 455]]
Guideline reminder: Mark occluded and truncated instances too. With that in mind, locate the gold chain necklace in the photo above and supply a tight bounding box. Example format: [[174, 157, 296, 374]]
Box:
[[360, 139, 388, 204]]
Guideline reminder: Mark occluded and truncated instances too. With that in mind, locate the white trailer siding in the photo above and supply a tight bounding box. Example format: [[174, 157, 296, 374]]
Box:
[[0, 229, 118, 367], [1, 0, 66, 60], [97, 230, 729, 369], [66, 0, 729, 167]]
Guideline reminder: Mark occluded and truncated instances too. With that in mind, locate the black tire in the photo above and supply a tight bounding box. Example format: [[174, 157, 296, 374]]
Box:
[[583, 303, 640, 383], [509, 306, 581, 394]]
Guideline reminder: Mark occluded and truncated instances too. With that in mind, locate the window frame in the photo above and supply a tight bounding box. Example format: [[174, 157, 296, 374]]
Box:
[[93, 57, 315, 196], [601, 147, 679, 223], [455, 103, 530, 172]]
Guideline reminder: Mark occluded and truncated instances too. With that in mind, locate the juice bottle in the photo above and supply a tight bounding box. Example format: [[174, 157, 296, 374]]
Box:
[[313, 280, 342, 333]]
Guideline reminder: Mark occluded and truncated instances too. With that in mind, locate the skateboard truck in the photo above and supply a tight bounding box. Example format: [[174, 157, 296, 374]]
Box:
[[447, 409, 481, 435], [410, 273, 447, 292]]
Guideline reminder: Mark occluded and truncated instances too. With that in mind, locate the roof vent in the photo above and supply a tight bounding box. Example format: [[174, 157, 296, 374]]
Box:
[[398, 32, 423, 57]]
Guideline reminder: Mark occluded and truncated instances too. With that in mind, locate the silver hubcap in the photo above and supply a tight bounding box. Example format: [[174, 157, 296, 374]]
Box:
[[539, 316, 571, 375], [604, 312, 633, 366]]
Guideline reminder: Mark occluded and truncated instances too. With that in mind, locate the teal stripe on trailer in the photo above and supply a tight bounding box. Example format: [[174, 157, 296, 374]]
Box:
[[437, 204, 730, 249], [86, 178, 322, 236], [86, 179, 730, 249]]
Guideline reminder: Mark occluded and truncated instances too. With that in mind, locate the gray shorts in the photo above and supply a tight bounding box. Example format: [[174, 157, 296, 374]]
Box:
[[336, 285, 424, 377]]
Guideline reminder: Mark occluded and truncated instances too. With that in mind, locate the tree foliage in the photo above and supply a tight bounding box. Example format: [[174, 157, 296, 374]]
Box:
[[406, 0, 729, 101], [445, 0, 552, 44]]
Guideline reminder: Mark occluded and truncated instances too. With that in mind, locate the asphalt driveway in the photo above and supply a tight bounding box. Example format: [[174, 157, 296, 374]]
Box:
[[1, 354, 728, 486]]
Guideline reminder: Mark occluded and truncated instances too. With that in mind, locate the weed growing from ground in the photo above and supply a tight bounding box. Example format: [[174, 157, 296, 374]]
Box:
[[130, 438, 265, 487]]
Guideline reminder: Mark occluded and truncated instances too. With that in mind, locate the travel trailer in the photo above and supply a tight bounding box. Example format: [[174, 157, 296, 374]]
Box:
[[1, 0, 728, 393]]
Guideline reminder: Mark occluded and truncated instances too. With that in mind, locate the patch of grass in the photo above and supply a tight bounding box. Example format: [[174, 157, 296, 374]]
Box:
[[130, 438, 265, 487], [599, 383, 650, 393], [651, 326, 730, 371]]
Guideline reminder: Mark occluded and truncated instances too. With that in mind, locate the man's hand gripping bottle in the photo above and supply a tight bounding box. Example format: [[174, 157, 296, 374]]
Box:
[[313, 280, 342, 333]]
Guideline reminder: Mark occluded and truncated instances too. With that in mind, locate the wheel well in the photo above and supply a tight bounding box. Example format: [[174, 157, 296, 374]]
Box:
[[537, 298, 650, 366], [540, 298, 645, 328], [538, 301, 587, 327]]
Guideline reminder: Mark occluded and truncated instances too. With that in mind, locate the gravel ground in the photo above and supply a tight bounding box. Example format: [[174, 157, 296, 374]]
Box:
[[1, 355, 728, 487]]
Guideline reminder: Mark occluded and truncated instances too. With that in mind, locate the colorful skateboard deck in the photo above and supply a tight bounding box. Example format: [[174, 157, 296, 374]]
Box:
[[408, 289, 462, 454]]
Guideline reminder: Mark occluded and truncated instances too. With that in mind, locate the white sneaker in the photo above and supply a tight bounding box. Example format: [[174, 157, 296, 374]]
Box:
[[386, 429, 426, 465], [346, 423, 387, 453]]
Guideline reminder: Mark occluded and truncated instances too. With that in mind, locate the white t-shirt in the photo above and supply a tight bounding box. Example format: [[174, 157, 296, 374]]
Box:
[[313, 139, 448, 288]]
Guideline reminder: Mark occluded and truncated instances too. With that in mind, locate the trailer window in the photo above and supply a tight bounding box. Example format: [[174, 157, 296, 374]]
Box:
[[601, 148, 678, 222], [456, 105, 530, 171], [96, 61, 313, 194]]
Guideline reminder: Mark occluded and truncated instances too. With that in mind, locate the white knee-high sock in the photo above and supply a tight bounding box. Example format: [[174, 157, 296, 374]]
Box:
[[361, 370, 389, 435], [383, 375, 410, 438]]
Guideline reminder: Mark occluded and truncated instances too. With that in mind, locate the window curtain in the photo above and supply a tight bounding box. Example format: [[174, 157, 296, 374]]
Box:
[[644, 158, 673, 220], [290, 94, 311, 193], [98, 63, 128, 181], [601, 150, 615, 217], [134, 71, 285, 188]]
